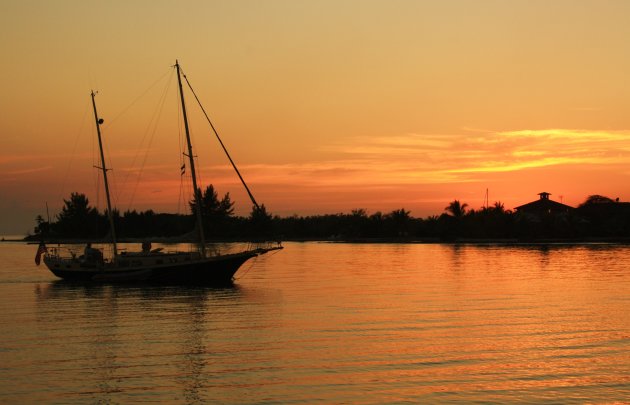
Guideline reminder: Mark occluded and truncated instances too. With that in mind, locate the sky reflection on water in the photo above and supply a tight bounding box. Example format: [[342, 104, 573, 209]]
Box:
[[0, 242, 628, 403]]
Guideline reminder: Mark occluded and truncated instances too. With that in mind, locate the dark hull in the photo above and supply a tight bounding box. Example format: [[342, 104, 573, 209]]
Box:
[[46, 251, 266, 285]]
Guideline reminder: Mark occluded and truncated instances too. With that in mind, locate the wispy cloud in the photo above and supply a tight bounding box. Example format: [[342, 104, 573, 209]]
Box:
[[5, 166, 53, 175], [161, 128, 629, 193], [315, 128, 630, 184], [11, 128, 628, 217], [0, 165, 54, 184]]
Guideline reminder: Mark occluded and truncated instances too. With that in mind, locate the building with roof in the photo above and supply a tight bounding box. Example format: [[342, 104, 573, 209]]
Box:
[[514, 192, 574, 216]]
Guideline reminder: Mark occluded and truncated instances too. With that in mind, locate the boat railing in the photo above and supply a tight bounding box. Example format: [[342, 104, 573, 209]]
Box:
[[46, 245, 116, 264], [46, 246, 81, 260], [200, 241, 282, 257], [248, 240, 283, 252]]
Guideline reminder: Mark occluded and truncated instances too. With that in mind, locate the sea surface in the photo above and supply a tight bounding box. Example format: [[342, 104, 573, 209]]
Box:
[[0, 241, 628, 403]]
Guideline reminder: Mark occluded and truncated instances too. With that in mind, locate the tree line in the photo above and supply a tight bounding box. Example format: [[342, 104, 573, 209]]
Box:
[[32, 186, 273, 241], [31, 187, 630, 242]]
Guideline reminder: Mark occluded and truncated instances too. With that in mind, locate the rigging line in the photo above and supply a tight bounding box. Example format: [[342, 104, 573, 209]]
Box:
[[127, 70, 175, 210], [233, 248, 281, 280], [180, 69, 261, 210], [97, 69, 170, 211], [177, 85, 186, 215], [177, 90, 201, 216], [91, 116, 103, 212], [90, 94, 120, 211], [101, 123, 120, 210], [192, 135, 204, 200], [177, 169, 185, 214], [59, 99, 90, 210], [187, 122, 202, 189], [233, 256, 258, 280], [95, 171, 101, 215], [180, 96, 205, 204], [102, 68, 172, 130]]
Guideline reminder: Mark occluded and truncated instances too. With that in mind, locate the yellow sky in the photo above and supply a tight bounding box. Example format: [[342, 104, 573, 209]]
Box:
[[1, 1, 629, 233]]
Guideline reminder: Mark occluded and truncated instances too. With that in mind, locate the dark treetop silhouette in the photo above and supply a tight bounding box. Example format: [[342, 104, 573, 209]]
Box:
[[33, 191, 630, 243]]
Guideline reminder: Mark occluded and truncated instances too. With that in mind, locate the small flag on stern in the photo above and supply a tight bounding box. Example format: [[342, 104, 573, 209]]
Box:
[[35, 242, 47, 266]]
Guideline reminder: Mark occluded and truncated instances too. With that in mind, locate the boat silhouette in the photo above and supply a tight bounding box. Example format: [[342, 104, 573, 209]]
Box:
[[40, 61, 282, 284]]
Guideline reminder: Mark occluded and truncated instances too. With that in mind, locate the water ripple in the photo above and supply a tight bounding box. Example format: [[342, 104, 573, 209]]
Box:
[[1, 242, 629, 403]]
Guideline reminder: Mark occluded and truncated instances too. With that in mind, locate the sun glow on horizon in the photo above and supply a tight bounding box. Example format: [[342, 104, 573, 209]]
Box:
[[1, 1, 630, 233], [1, 125, 629, 225]]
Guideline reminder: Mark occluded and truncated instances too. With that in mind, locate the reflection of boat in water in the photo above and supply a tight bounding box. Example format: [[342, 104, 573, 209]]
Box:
[[40, 61, 282, 284], [33, 280, 245, 402], [34, 279, 243, 301]]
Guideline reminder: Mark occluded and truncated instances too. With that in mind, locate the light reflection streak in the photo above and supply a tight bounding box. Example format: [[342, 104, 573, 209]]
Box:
[[1, 243, 628, 402]]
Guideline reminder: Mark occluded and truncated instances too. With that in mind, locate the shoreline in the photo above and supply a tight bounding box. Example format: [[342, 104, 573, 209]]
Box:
[[9, 235, 630, 245]]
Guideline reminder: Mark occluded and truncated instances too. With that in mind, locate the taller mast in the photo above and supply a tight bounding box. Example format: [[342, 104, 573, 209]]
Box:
[[90, 91, 118, 258], [176, 61, 206, 257]]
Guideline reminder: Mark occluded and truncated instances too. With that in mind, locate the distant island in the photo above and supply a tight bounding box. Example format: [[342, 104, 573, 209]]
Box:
[[24, 187, 630, 243]]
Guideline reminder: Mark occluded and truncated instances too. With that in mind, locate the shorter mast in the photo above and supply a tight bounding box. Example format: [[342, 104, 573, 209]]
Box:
[[91, 91, 118, 258], [175, 61, 206, 258]]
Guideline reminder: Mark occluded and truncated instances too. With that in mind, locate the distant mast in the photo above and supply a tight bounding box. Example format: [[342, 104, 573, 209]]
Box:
[[175, 60, 207, 258], [90, 91, 118, 258], [484, 188, 489, 210]]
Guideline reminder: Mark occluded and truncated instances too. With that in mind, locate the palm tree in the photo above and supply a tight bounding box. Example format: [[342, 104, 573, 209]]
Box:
[[388, 208, 412, 236], [445, 200, 468, 218], [492, 201, 505, 214]]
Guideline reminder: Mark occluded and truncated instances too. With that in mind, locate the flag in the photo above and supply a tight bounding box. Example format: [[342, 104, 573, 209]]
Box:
[[35, 242, 47, 266], [180, 163, 186, 176]]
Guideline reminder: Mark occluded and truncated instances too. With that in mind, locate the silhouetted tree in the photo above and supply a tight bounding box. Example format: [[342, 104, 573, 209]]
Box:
[[438, 200, 469, 240], [343, 208, 369, 237], [189, 185, 235, 236], [54, 192, 102, 238], [577, 194, 629, 237], [445, 200, 468, 218], [579, 194, 615, 207], [249, 204, 273, 239], [34, 215, 50, 236], [35, 191, 628, 242], [368, 211, 385, 237], [492, 201, 506, 214], [386, 208, 412, 236]]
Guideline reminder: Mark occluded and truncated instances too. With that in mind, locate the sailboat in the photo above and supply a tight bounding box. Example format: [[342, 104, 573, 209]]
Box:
[[40, 61, 282, 284]]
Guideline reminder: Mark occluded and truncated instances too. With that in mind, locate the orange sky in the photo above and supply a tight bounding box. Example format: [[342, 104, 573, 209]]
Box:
[[1, 1, 629, 234]]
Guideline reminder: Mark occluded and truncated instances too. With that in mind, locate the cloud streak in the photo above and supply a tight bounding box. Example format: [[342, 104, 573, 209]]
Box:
[[154, 128, 628, 196], [6, 128, 628, 220], [314, 128, 630, 183]]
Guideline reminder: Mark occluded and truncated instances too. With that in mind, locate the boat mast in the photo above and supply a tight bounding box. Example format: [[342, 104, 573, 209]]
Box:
[[90, 91, 118, 258], [175, 61, 206, 258]]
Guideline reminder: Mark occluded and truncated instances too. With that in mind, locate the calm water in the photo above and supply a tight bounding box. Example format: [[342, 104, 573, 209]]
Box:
[[0, 242, 628, 403]]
